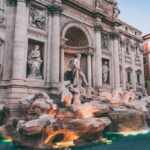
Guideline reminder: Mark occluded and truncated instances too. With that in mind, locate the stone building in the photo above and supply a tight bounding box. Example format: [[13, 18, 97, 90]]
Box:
[[143, 34, 150, 94], [0, 0, 145, 100]]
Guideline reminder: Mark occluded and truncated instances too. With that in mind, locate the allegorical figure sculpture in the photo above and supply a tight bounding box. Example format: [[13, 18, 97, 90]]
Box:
[[28, 45, 43, 79], [102, 60, 109, 84], [70, 54, 88, 87]]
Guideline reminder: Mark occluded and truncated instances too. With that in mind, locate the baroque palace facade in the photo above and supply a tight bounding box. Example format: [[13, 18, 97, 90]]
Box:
[[0, 0, 145, 100]]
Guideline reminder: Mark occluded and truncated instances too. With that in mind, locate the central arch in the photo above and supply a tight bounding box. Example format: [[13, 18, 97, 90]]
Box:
[[65, 27, 89, 47], [60, 22, 93, 85], [62, 22, 92, 47]]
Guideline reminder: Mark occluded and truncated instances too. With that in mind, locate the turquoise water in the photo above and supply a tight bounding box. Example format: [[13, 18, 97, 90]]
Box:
[[1, 132, 150, 150]]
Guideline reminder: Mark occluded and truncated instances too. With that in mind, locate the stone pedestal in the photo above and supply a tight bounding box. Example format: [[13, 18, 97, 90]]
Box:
[[12, 0, 27, 80]]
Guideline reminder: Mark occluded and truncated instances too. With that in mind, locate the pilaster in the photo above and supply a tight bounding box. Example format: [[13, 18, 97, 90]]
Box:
[[86, 48, 94, 86], [110, 31, 121, 89], [48, 3, 62, 86], [94, 20, 103, 88], [131, 48, 137, 90], [12, 0, 28, 80]]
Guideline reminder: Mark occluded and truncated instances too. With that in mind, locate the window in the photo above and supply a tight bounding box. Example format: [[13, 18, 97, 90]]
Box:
[[126, 42, 130, 54], [0, 0, 4, 22], [126, 68, 132, 84], [135, 46, 139, 56], [137, 73, 141, 85], [127, 71, 131, 83], [0, 0, 4, 10], [144, 56, 148, 64]]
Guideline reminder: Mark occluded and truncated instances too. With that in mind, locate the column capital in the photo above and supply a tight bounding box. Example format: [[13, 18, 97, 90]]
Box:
[[17, 0, 26, 2], [94, 22, 103, 32], [48, 4, 63, 15], [109, 31, 120, 39], [86, 48, 94, 56], [8, 0, 27, 6]]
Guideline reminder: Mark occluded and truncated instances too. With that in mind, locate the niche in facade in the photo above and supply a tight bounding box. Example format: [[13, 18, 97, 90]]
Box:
[[102, 58, 110, 84], [27, 39, 44, 80], [65, 27, 89, 47]]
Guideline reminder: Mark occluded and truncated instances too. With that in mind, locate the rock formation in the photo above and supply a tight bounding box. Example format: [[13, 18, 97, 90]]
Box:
[[0, 86, 149, 149]]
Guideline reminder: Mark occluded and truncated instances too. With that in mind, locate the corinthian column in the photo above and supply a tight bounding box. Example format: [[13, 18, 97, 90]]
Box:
[[139, 46, 145, 87], [48, 4, 62, 86], [87, 48, 93, 86], [12, 0, 27, 80], [131, 46, 137, 90], [94, 22, 102, 88], [121, 40, 127, 90], [111, 32, 120, 89]]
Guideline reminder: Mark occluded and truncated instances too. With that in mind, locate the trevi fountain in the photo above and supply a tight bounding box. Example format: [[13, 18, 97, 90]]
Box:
[[0, 54, 149, 150]]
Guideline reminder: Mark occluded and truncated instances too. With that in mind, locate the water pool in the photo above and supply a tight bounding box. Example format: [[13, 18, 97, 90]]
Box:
[[1, 132, 150, 150]]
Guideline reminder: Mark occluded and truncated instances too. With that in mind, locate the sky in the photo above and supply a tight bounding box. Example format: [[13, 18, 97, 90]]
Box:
[[118, 0, 150, 35]]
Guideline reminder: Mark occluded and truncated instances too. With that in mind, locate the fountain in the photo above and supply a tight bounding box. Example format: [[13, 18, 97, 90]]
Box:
[[0, 55, 149, 149], [0, 85, 149, 150]]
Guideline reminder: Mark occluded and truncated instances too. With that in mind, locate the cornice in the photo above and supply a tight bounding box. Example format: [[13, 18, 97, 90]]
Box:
[[119, 30, 143, 43], [62, 0, 93, 17], [48, 4, 63, 14], [62, 0, 115, 25], [109, 31, 120, 39]]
